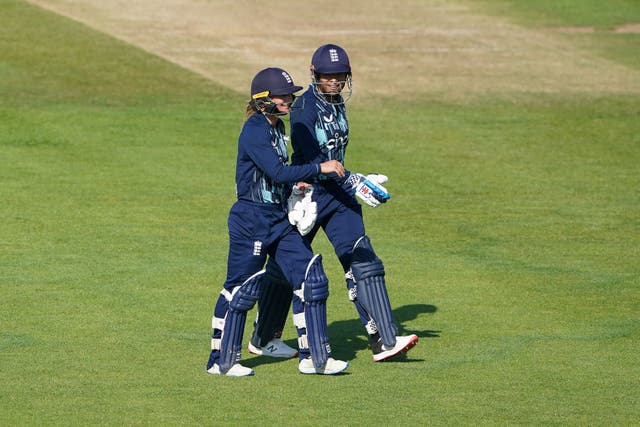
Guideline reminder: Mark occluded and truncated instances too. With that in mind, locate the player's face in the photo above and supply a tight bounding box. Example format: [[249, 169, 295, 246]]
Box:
[[316, 73, 348, 95], [271, 94, 294, 114]]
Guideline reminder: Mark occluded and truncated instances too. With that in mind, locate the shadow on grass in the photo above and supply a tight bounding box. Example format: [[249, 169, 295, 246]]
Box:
[[245, 303, 438, 368], [330, 303, 440, 361], [395, 303, 440, 338]]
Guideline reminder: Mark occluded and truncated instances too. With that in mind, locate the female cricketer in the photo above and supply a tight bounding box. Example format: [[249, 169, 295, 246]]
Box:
[[205, 67, 349, 376], [249, 45, 419, 362]]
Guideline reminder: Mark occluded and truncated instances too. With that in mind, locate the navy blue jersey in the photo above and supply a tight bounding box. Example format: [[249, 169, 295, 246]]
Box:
[[290, 86, 357, 206], [235, 113, 320, 204], [291, 86, 349, 169]]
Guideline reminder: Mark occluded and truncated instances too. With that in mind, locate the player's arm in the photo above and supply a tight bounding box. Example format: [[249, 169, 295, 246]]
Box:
[[291, 112, 388, 207], [244, 129, 343, 183]]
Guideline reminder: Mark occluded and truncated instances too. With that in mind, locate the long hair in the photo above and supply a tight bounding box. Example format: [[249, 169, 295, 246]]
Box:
[[244, 103, 257, 123], [244, 104, 256, 122]]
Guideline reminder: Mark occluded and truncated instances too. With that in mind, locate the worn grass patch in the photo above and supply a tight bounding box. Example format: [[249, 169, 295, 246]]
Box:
[[26, 0, 640, 102]]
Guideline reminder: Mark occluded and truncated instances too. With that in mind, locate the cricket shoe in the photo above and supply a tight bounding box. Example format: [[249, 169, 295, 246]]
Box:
[[206, 363, 254, 377], [248, 338, 298, 358], [372, 334, 419, 362], [298, 357, 349, 375]]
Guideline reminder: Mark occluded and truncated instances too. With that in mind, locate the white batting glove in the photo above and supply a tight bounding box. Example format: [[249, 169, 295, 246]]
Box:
[[348, 173, 391, 208], [287, 185, 317, 236]]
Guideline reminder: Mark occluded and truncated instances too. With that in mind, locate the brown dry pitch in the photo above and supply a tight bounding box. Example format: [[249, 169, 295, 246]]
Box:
[[26, 0, 640, 102]]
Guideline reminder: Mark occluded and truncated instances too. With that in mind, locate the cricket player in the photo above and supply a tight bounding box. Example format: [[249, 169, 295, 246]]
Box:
[[205, 67, 349, 376], [249, 45, 419, 362]]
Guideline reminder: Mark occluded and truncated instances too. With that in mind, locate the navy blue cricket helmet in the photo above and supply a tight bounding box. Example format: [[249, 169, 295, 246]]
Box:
[[250, 67, 302, 98], [249, 67, 302, 115], [311, 44, 351, 75], [310, 44, 353, 104]]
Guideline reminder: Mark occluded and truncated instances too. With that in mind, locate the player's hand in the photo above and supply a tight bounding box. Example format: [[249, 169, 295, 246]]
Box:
[[320, 160, 345, 178], [349, 173, 391, 208], [295, 181, 312, 192]]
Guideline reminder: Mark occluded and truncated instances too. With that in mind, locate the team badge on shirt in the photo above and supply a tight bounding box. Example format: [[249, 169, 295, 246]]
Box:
[[253, 241, 262, 256]]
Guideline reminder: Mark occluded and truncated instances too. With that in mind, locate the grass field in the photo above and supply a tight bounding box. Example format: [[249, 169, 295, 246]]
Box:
[[2, 0, 639, 425]]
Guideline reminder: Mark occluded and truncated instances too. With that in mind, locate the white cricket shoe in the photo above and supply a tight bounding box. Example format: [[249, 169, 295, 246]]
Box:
[[373, 334, 419, 362], [206, 363, 254, 377], [248, 338, 298, 358], [298, 357, 349, 375]]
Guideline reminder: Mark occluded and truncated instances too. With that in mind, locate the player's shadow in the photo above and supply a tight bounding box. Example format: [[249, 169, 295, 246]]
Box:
[[329, 303, 439, 362], [243, 303, 438, 368]]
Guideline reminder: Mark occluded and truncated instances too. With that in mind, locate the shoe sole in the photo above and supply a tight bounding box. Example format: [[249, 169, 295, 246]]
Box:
[[206, 366, 254, 377], [247, 343, 264, 356], [299, 362, 349, 375], [373, 335, 419, 362]]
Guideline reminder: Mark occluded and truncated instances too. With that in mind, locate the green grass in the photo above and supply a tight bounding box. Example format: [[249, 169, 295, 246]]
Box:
[[2, 0, 640, 425]]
